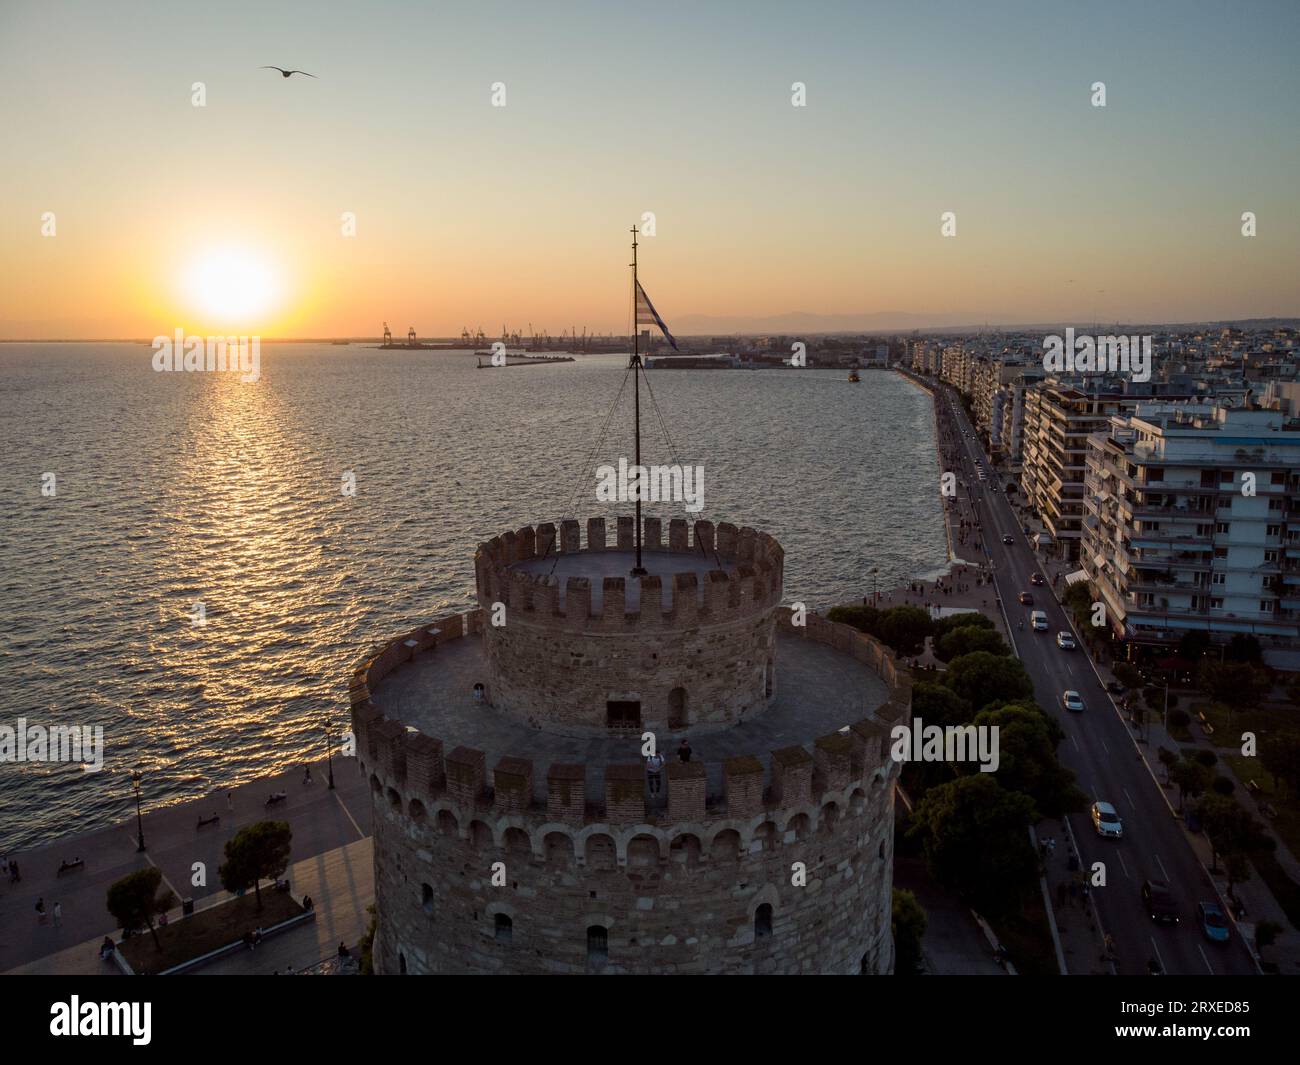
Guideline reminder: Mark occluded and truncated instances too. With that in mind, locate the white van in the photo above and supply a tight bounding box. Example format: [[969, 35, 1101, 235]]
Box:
[[1030, 610, 1049, 632]]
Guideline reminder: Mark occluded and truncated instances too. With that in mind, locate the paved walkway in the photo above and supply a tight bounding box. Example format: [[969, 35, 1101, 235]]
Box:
[[0, 756, 372, 974]]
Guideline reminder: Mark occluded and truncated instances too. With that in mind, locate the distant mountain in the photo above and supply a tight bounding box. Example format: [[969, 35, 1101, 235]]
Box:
[[673, 310, 983, 333]]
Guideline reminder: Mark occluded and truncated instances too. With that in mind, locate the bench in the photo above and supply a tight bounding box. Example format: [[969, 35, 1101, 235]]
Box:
[[1247, 779, 1263, 796], [1197, 711, 1215, 737], [1261, 802, 1278, 819], [56, 859, 85, 876], [196, 813, 221, 830]]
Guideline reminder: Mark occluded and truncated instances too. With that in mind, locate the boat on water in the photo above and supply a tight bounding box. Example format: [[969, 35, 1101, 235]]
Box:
[[848, 370, 860, 382]]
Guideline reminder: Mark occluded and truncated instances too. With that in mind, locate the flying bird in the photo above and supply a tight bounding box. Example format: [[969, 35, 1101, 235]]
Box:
[[261, 66, 317, 79]]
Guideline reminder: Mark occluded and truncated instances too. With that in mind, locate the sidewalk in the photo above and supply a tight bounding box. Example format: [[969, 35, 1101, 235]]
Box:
[[0, 756, 371, 974], [6, 836, 375, 976]]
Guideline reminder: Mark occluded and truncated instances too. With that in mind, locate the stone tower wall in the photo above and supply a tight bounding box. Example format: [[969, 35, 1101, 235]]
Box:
[[350, 606, 908, 975]]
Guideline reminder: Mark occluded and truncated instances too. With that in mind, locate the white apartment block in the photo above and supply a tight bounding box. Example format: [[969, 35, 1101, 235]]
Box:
[[1083, 404, 1300, 651]]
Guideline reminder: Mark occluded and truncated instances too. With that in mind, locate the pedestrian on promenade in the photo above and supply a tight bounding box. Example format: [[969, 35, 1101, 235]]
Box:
[[303, 764, 313, 785], [35, 897, 46, 924], [678, 739, 692, 763], [226, 791, 233, 810], [8, 858, 19, 883], [53, 901, 62, 926]]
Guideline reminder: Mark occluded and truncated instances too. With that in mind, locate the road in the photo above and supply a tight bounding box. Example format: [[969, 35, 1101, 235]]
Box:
[[936, 385, 1257, 977]]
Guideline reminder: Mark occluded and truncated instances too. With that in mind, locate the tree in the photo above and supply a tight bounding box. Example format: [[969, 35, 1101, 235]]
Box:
[[219, 820, 293, 910], [1169, 756, 1213, 812], [1259, 731, 1300, 799], [969, 703, 1086, 819], [106, 867, 175, 950], [826, 604, 881, 635], [876, 606, 934, 657], [891, 888, 927, 976], [942, 651, 1034, 715], [1195, 795, 1275, 895], [931, 611, 994, 641], [907, 775, 1039, 916], [1197, 660, 1269, 717], [911, 681, 973, 729], [1157, 746, 1179, 786], [935, 624, 1008, 662]]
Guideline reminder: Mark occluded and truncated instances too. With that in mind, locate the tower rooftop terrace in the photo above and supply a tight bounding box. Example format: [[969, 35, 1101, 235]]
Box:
[[511, 548, 737, 611], [369, 625, 889, 805]]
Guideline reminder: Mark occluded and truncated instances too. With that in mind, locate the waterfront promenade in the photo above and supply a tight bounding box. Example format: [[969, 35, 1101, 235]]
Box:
[[1, 757, 372, 975]]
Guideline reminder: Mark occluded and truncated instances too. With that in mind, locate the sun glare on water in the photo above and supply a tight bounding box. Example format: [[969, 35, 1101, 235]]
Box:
[[184, 249, 280, 324]]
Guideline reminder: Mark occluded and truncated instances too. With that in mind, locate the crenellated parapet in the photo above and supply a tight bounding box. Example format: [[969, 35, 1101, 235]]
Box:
[[349, 606, 907, 834], [472, 516, 785, 629]]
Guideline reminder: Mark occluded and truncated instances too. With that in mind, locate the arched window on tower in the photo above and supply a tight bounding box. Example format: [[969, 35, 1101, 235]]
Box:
[[587, 925, 608, 970], [754, 903, 773, 939], [495, 913, 513, 944]]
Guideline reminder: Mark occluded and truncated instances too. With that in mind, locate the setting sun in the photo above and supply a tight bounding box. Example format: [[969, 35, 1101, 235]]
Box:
[[183, 248, 279, 325]]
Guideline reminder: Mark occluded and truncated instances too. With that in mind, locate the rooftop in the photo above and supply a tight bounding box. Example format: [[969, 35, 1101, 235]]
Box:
[[511, 548, 738, 611], [370, 626, 890, 804]]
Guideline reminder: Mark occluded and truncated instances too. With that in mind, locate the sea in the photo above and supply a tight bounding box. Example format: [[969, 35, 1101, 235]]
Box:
[[0, 344, 947, 849]]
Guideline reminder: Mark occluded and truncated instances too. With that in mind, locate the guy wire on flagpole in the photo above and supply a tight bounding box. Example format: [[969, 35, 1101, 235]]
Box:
[[630, 224, 647, 577]]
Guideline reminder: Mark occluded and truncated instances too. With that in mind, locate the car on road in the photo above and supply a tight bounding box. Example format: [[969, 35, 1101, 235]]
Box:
[[1029, 572, 1045, 586], [1197, 901, 1230, 943], [1001, 534, 1014, 545], [1056, 631, 1076, 650], [1062, 689, 1084, 712], [1091, 800, 1123, 839], [1030, 610, 1049, 631], [1142, 880, 1180, 925], [1105, 680, 1126, 695], [1018, 591, 1034, 605]]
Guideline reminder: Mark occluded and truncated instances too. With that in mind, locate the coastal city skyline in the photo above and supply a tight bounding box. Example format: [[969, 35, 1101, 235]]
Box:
[[3, 0, 1299, 340]]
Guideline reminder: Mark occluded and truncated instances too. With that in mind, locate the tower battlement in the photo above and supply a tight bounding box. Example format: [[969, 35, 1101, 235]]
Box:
[[473, 516, 784, 628]]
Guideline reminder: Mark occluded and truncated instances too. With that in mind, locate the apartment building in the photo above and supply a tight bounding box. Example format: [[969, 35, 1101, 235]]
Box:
[[1082, 404, 1300, 652]]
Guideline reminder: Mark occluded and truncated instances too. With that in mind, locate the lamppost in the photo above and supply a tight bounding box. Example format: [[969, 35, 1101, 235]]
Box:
[[324, 716, 336, 791], [131, 768, 146, 852], [871, 566, 879, 607]]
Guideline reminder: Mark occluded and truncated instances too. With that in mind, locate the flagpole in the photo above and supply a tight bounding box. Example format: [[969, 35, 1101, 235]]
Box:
[[630, 225, 646, 576]]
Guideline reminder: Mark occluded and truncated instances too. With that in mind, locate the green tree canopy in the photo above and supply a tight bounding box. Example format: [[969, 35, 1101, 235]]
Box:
[[891, 888, 927, 976], [1259, 730, 1300, 799], [942, 651, 1035, 715], [219, 820, 293, 910], [1198, 660, 1270, 714], [935, 624, 1009, 662], [1194, 794, 1275, 892], [106, 866, 175, 951], [969, 703, 1085, 819], [931, 611, 994, 640], [907, 774, 1039, 916]]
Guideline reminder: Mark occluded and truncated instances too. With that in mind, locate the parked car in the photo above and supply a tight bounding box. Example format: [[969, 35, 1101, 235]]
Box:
[[1056, 631, 1076, 650], [1029, 572, 1045, 586], [1106, 680, 1126, 695], [1197, 901, 1230, 943], [1062, 689, 1085, 712], [1091, 801, 1123, 839], [1142, 880, 1180, 925], [1018, 591, 1034, 606], [1002, 534, 1014, 545]]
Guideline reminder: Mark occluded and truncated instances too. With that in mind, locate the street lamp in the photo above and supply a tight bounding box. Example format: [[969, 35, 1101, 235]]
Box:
[[131, 768, 146, 852], [870, 566, 879, 607], [324, 716, 336, 791]]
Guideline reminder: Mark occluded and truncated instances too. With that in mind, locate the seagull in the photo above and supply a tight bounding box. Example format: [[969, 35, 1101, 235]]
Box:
[[261, 66, 317, 79]]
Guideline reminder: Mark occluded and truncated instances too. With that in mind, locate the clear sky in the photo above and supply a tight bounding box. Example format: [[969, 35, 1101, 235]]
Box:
[[2, 0, 1298, 338]]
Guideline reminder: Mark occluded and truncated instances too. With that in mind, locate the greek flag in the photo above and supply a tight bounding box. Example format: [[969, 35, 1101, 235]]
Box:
[[635, 280, 678, 350]]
